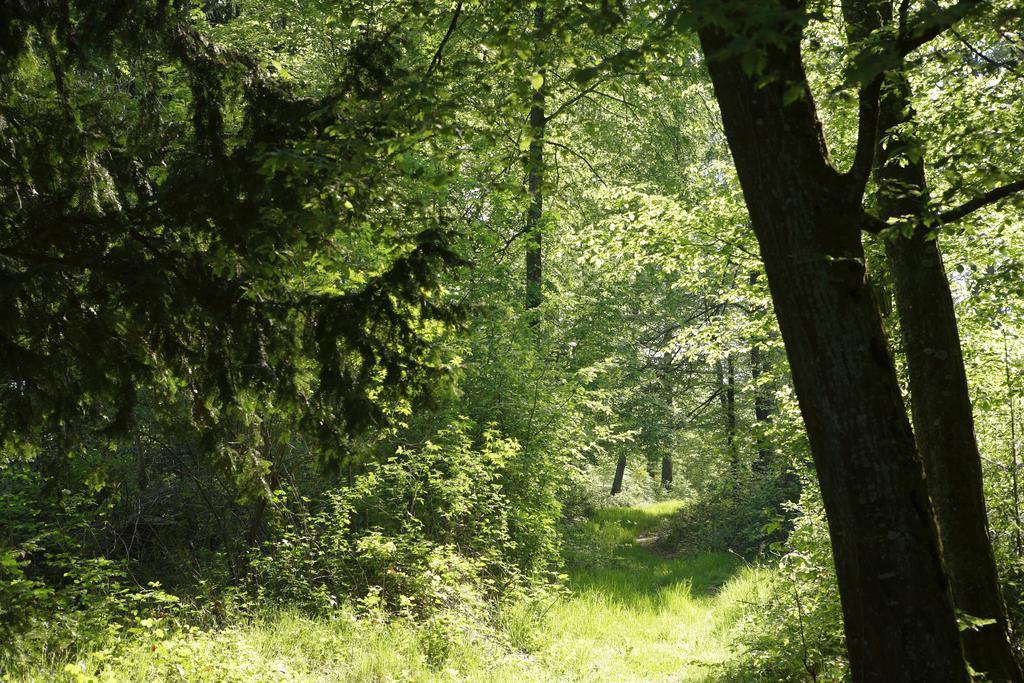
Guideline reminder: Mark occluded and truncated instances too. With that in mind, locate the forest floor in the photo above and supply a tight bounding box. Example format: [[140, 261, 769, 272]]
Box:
[[49, 501, 768, 682]]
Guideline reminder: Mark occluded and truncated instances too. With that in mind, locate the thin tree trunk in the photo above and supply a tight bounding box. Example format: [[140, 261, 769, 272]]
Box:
[[750, 342, 774, 470], [726, 354, 736, 469], [1007, 337, 1022, 557], [524, 4, 545, 310], [699, 17, 966, 681], [660, 354, 675, 490], [611, 454, 626, 495], [876, 74, 1022, 682], [717, 358, 738, 474], [135, 428, 148, 492]]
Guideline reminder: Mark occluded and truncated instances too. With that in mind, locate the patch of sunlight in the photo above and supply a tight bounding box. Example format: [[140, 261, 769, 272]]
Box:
[[534, 557, 766, 682]]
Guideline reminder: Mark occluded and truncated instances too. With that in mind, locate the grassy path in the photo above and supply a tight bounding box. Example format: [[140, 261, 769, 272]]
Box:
[[522, 501, 762, 682]]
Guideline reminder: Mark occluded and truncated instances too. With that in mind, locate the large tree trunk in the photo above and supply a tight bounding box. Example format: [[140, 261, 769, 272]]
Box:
[[524, 4, 545, 310], [877, 76, 1022, 682], [660, 455, 673, 489], [698, 19, 967, 681]]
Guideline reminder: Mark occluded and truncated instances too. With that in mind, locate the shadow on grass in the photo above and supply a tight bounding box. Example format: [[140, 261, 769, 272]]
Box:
[[569, 502, 744, 603]]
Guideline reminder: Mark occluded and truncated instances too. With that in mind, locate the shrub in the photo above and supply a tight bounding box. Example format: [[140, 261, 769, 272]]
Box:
[[659, 469, 798, 558], [727, 474, 848, 682], [248, 419, 559, 620], [0, 465, 182, 674]]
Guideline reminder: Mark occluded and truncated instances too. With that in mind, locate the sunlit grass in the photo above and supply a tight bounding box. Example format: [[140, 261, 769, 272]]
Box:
[[16, 502, 770, 682], [532, 502, 769, 682]]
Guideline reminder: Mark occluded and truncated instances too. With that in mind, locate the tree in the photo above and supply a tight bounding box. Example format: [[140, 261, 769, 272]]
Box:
[[871, 58, 1022, 683], [694, 1, 974, 677], [0, 1, 464, 457], [525, 4, 546, 311]]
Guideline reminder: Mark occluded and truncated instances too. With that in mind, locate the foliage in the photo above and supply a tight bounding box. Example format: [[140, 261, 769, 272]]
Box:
[[0, 0, 464, 457], [248, 419, 556, 618], [7, 503, 770, 683], [0, 471, 182, 673], [659, 474, 796, 559], [728, 474, 848, 682], [1, 0, 1024, 680]]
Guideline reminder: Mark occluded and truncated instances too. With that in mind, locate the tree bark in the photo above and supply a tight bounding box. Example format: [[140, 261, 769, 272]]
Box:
[[660, 455, 673, 489], [877, 75, 1022, 682], [611, 453, 626, 495], [698, 15, 967, 681], [524, 4, 545, 310]]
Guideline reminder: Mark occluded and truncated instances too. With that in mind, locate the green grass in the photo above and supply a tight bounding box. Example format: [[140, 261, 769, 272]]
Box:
[[532, 502, 769, 682], [10, 502, 770, 682]]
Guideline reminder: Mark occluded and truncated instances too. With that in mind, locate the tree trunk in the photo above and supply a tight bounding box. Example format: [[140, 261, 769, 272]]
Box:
[[750, 343, 774, 470], [660, 455, 673, 489], [1007, 338, 1022, 557], [698, 18, 967, 681], [524, 4, 545, 310], [135, 428, 148, 492], [726, 354, 737, 471], [877, 76, 1022, 682], [717, 357, 738, 474], [611, 453, 626, 495]]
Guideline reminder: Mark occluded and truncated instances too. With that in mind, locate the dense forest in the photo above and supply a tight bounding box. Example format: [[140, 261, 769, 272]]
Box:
[[2, 0, 1024, 680]]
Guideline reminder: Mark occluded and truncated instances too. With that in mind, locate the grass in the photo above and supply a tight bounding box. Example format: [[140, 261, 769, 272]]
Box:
[[532, 501, 768, 682], [7, 501, 770, 682]]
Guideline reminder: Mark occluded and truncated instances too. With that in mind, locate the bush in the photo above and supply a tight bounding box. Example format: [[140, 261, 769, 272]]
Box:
[[727, 474, 848, 682], [659, 469, 798, 558], [0, 465, 182, 674], [248, 419, 559, 620]]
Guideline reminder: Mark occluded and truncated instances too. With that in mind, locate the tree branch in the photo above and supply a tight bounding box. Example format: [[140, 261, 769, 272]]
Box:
[[684, 387, 726, 422], [861, 178, 1024, 234], [421, 2, 463, 87], [939, 178, 1024, 223], [544, 81, 603, 123], [950, 27, 1024, 77], [860, 211, 888, 234], [546, 139, 607, 185], [843, 74, 884, 199], [899, 0, 986, 56]]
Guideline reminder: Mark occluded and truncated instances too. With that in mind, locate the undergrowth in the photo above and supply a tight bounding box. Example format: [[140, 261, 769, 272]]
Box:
[[4, 502, 775, 683]]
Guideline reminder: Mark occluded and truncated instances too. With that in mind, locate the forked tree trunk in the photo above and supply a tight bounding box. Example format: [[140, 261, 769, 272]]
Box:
[[698, 18, 967, 681], [876, 77, 1022, 682], [611, 454, 626, 495]]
